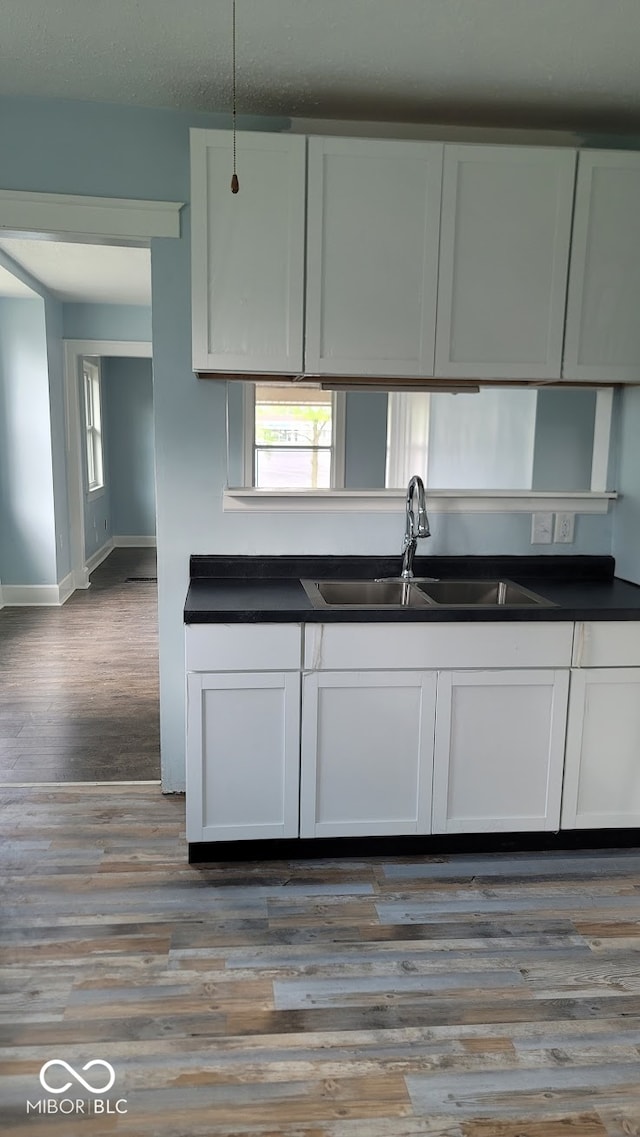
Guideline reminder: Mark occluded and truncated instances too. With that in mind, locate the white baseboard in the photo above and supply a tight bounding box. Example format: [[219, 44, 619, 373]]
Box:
[[73, 566, 90, 590], [85, 539, 114, 574], [2, 571, 76, 607], [58, 571, 75, 605], [113, 535, 156, 547]]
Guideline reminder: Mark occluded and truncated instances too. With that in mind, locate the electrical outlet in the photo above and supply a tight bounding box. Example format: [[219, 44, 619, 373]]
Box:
[[531, 512, 553, 544], [554, 512, 575, 543]]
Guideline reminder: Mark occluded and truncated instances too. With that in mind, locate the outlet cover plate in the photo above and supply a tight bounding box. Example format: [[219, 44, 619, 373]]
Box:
[[554, 512, 575, 543], [531, 512, 553, 544]]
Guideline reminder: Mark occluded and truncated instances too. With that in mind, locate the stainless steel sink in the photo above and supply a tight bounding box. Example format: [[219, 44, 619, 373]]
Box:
[[301, 577, 554, 609], [416, 579, 554, 607], [301, 579, 432, 608]]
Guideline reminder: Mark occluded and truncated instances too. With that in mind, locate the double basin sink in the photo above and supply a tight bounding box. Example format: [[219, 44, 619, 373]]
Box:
[[302, 578, 554, 609]]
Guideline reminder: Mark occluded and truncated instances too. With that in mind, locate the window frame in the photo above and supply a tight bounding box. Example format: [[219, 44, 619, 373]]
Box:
[[82, 357, 104, 495], [243, 384, 346, 490]]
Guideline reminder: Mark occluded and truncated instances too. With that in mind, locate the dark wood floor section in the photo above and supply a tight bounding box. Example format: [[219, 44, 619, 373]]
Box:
[[0, 549, 160, 783], [2, 784, 640, 1135]]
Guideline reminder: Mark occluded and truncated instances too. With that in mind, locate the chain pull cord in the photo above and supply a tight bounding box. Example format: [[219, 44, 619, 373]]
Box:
[[231, 0, 239, 193]]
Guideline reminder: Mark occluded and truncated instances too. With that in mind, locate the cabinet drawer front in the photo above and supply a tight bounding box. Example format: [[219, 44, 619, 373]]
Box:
[[304, 622, 574, 671], [186, 624, 301, 671], [573, 621, 640, 668]]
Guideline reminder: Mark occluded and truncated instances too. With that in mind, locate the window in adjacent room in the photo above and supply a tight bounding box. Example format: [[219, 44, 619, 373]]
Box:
[[246, 383, 344, 489], [82, 357, 104, 492]]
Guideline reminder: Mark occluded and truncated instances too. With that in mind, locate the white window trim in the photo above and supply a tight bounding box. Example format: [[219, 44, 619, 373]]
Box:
[[83, 358, 104, 495]]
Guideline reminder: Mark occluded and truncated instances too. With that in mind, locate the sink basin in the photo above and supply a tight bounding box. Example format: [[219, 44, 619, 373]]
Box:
[[301, 579, 432, 608], [416, 579, 554, 607]]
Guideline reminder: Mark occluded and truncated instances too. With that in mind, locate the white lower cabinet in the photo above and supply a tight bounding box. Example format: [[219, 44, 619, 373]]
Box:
[[562, 668, 640, 829], [300, 670, 437, 837], [432, 669, 570, 833], [186, 671, 300, 842]]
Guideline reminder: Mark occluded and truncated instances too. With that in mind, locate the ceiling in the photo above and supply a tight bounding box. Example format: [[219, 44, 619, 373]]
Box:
[[0, 240, 151, 304], [1, 0, 640, 134]]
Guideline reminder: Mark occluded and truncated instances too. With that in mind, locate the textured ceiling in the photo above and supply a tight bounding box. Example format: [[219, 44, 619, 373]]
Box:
[[1, 0, 640, 132], [0, 240, 151, 304]]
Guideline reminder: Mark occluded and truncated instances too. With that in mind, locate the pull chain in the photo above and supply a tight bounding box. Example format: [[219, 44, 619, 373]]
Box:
[[231, 0, 239, 193]]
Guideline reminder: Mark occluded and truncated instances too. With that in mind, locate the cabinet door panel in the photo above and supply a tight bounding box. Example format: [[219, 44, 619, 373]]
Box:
[[435, 145, 575, 379], [300, 671, 436, 837], [433, 670, 569, 833], [305, 137, 443, 376], [564, 151, 640, 381], [191, 129, 305, 373], [562, 668, 640, 828], [186, 671, 300, 841]]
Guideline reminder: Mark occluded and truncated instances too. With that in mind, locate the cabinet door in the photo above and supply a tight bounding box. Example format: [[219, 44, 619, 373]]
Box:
[[563, 151, 640, 382], [305, 137, 443, 376], [300, 671, 437, 837], [562, 668, 640, 828], [186, 671, 300, 842], [190, 129, 305, 373], [433, 669, 569, 833], [435, 145, 575, 379]]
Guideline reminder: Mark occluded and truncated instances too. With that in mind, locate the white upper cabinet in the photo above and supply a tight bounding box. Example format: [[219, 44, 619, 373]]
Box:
[[563, 151, 640, 382], [190, 128, 306, 373], [435, 145, 576, 379], [305, 137, 443, 376]]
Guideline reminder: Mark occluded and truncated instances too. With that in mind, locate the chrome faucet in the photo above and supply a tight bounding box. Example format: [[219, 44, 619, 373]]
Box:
[[400, 475, 430, 580]]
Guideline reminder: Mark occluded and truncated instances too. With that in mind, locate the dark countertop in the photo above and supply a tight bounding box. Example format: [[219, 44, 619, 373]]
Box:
[[184, 554, 640, 624]]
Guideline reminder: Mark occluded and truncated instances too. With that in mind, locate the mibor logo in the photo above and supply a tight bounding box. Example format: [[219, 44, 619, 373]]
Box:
[[27, 1059, 127, 1115], [39, 1059, 116, 1094]]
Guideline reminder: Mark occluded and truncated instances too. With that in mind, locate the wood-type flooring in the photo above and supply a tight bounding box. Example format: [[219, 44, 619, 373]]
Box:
[[0, 549, 160, 783], [2, 783, 640, 1134]]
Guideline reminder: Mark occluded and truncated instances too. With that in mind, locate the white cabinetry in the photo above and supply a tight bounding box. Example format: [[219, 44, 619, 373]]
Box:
[[301, 621, 573, 839], [300, 670, 437, 837], [185, 624, 301, 842], [190, 129, 306, 373], [562, 622, 640, 828], [563, 151, 640, 382], [435, 145, 576, 379], [305, 137, 443, 376], [433, 669, 569, 833]]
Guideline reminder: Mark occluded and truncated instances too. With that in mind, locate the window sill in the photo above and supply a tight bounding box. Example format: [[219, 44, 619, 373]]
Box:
[[223, 488, 616, 514], [86, 486, 105, 500]]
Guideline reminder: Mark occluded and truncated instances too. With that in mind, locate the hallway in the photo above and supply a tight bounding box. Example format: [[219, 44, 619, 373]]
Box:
[[0, 548, 160, 783]]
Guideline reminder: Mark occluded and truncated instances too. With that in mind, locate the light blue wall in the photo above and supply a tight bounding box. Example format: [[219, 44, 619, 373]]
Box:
[[428, 389, 537, 489], [103, 357, 156, 537], [63, 303, 152, 341], [0, 297, 58, 585], [532, 389, 596, 491], [0, 93, 616, 790], [344, 392, 388, 489], [612, 386, 640, 585], [0, 248, 71, 585]]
